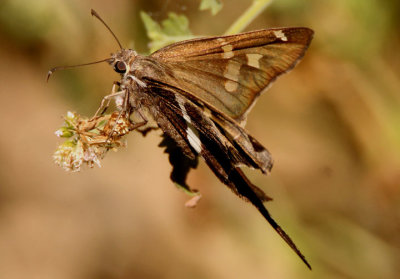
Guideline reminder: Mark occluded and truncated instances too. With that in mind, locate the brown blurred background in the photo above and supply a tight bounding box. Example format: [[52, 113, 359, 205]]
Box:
[[1, 0, 399, 278]]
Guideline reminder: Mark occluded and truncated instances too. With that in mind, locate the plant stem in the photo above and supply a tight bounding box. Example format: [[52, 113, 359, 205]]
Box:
[[224, 0, 273, 35]]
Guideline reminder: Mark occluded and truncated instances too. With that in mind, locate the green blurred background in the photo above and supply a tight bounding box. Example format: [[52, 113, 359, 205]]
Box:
[[0, 0, 399, 278]]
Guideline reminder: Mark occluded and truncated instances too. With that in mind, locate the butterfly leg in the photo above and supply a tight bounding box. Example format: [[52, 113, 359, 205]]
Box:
[[124, 109, 149, 134], [91, 81, 125, 120], [128, 120, 147, 131], [105, 103, 149, 140], [134, 109, 159, 136]]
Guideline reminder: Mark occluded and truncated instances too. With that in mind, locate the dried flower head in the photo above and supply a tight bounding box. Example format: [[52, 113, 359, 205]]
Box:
[[53, 111, 133, 172]]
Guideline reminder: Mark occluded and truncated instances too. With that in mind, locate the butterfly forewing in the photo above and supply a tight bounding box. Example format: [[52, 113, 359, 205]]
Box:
[[151, 28, 313, 123]]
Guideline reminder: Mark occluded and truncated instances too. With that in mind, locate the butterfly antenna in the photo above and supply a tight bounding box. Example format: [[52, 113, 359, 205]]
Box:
[[91, 9, 123, 49], [46, 57, 113, 82]]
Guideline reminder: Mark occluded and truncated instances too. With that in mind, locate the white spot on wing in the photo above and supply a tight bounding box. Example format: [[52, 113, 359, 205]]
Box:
[[273, 30, 288, 41], [224, 60, 241, 92], [176, 95, 202, 153], [246, 54, 263, 68], [222, 44, 234, 59], [225, 80, 238, 92], [224, 60, 240, 81], [187, 124, 202, 154], [176, 95, 190, 123]]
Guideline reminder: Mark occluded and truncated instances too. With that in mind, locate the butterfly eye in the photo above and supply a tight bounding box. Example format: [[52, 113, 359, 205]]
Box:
[[114, 61, 126, 74]]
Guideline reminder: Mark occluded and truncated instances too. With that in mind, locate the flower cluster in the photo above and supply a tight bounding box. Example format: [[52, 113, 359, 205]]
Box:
[[53, 111, 133, 172]]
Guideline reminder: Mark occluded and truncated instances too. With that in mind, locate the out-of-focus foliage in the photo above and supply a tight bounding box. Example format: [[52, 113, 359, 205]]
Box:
[[0, 0, 399, 278], [140, 11, 193, 53], [0, 0, 52, 43], [224, 0, 273, 35], [199, 0, 223, 15]]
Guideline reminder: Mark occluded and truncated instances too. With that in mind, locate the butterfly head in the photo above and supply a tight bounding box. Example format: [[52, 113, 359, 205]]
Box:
[[110, 49, 137, 75]]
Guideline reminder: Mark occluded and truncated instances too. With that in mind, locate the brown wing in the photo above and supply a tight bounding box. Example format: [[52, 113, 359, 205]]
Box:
[[151, 28, 313, 124], [144, 81, 310, 269]]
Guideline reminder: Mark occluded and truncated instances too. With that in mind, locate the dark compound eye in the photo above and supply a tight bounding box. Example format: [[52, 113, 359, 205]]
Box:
[[114, 61, 126, 74]]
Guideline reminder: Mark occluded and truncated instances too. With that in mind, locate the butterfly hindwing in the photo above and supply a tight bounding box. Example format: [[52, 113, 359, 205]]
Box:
[[145, 81, 311, 268], [159, 133, 199, 194], [146, 81, 270, 200]]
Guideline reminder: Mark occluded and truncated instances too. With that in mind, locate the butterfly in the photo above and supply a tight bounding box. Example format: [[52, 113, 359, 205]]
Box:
[[49, 10, 313, 269]]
